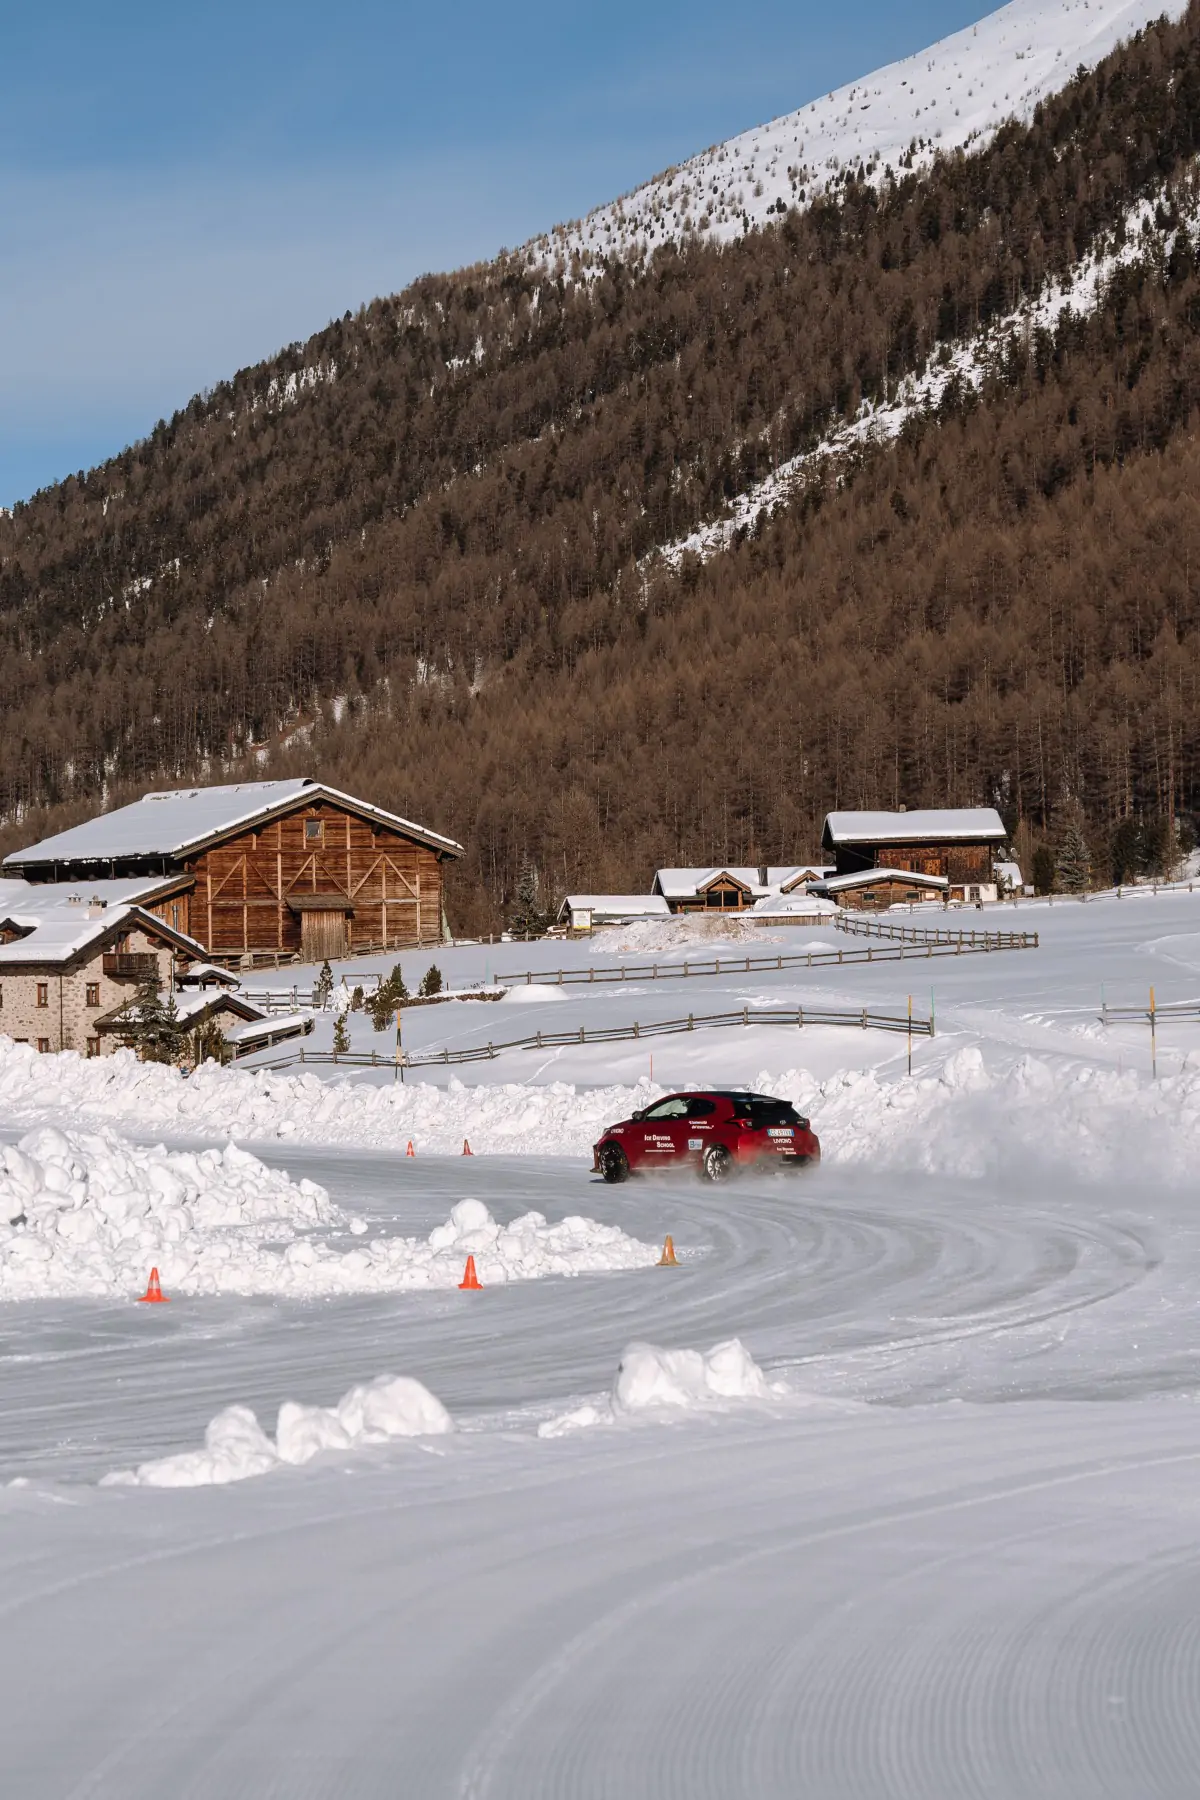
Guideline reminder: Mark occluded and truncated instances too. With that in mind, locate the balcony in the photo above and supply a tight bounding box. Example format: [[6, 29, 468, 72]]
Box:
[[102, 953, 160, 981]]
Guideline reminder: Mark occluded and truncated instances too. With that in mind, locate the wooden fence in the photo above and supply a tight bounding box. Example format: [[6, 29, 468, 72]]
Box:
[[253, 1000, 936, 1073]]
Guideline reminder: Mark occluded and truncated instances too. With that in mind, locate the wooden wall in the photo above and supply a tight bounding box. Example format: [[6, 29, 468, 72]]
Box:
[[836, 841, 994, 882], [186, 801, 446, 958]]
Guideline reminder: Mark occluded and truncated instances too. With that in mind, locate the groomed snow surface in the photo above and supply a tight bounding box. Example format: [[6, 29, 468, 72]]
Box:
[[8, 888, 1200, 1792]]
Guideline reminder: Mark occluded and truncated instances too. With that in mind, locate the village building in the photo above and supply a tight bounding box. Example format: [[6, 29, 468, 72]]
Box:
[[3, 778, 463, 964], [820, 809, 1008, 904], [807, 869, 950, 911], [652, 867, 832, 914], [0, 894, 203, 1056], [557, 895, 672, 933]]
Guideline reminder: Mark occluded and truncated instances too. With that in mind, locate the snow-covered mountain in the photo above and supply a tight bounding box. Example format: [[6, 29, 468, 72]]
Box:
[[531, 0, 1189, 272]]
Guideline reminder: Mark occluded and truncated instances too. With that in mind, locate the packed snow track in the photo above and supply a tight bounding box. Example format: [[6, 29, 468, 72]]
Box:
[[3, 1144, 1200, 1797]]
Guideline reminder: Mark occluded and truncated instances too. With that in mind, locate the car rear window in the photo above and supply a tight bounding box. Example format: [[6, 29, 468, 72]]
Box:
[[731, 1097, 803, 1129]]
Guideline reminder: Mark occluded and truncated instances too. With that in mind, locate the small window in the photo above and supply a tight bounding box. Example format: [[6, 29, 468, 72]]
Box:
[[85, 982, 100, 1008], [686, 1098, 717, 1117], [305, 818, 323, 843], [37, 1038, 51, 1054], [36, 982, 49, 1008], [86, 1037, 102, 1058]]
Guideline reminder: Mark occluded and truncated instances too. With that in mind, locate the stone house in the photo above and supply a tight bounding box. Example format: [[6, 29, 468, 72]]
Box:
[[0, 895, 201, 1056]]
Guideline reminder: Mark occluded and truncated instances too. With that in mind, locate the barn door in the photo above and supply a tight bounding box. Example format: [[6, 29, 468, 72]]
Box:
[[302, 910, 347, 962]]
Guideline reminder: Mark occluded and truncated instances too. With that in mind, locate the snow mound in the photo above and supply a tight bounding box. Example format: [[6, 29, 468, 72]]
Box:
[[615, 1338, 773, 1410], [105, 1373, 453, 1488], [590, 916, 786, 953], [0, 1124, 657, 1298], [539, 1338, 782, 1436], [0, 1125, 332, 1299]]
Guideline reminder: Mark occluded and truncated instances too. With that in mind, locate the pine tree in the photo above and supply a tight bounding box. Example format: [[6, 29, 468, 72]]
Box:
[[332, 1011, 350, 1055], [313, 960, 334, 1008], [509, 862, 550, 939], [419, 963, 443, 997], [368, 962, 409, 1030], [1054, 804, 1091, 892], [115, 977, 187, 1064]]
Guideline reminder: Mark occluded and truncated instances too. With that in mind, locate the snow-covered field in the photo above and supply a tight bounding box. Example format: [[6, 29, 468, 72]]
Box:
[[6, 889, 1200, 1792]]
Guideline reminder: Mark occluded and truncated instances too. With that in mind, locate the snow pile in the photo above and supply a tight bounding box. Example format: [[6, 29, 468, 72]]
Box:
[[0, 1125, 332, 1299], [534, 0, 1186, 272], [587, 915, 790, 953], [105, 1373, 453, 1488], [614, 1338, 773, 1410], [539, 1338, 791, 1436], [0, 1125, 657, 1298]]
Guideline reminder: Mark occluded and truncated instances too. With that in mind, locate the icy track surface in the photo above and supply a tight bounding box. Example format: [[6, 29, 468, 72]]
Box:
[[10, 893, 1200, 1792]]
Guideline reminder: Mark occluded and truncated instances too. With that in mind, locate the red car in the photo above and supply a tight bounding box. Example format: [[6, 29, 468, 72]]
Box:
[[593, 1090, 820, 1183]]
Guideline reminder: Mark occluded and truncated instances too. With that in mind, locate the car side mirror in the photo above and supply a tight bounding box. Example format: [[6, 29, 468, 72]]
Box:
[[631, 1109, 645, 1122]]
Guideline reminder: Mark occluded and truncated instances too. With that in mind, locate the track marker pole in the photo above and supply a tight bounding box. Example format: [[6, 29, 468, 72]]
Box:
[[1150, 985, 1157, 1079], [907, 995, 912, 1075]]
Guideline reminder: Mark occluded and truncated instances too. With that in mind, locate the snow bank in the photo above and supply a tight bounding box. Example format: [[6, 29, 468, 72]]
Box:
[[0, 1125, 332, 1299], [105, 1373, 453, 1488], [0, 1127, 657, 1299], [614, 1338, 773, 1410], [539, 1338, 782, 1436], [589, 916, 787, 953], [11, 1029, 1200, 1191]]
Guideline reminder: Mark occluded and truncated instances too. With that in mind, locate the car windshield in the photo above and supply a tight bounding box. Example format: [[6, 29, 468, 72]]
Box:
[[641, 1097, 691, 1120], [730, 1097, 802, 1129]]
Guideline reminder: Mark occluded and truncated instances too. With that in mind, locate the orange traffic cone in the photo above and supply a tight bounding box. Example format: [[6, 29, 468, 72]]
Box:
[[462, 1138, 473, 1156], [138, 1267, 169, 1303], [459, 1255, 482, 1290], [406, 1140, 415, 1158], [658, 1236, 678, 1267]]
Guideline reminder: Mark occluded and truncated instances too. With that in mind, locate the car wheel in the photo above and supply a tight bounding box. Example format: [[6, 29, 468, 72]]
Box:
[[701, 1144, 734, 1183], [598, 1143, 630, 1184]]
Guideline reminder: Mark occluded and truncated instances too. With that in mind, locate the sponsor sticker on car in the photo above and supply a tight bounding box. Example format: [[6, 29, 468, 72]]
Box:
[[687, 1138, 703, 1150]]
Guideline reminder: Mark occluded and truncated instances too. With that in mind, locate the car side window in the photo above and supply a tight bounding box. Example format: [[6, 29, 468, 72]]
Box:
[[643, 1097, 690, 1120], [686, 1098, 716, 1117]]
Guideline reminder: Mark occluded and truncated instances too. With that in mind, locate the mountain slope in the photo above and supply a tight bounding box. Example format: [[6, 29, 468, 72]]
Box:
[[3, 5, 1200, 924], [533, 0, 1189, 271]]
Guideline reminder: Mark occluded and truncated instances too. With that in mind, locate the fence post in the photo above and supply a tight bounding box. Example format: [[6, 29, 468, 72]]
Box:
[[1150, 985, 1157, 1079], [634, 1020, 640, 1038]]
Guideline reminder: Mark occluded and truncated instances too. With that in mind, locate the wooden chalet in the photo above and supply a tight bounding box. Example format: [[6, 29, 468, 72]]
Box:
[[3, 779, 463, 964], [820, 810, 1007, 903]]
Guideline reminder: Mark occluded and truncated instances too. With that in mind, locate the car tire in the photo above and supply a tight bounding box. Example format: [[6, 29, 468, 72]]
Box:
[[701, 1144, 734, 1183], [598, 1143, 630, 1184]]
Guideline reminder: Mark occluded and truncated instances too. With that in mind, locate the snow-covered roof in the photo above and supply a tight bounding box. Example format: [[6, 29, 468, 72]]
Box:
[[0, 904, 204, 967], [995, 860, 1025, 888], [822, 809, 1006, 846], [225, 1011, 314, 1046], [653, 868, 768, 900], [535, 0, 1186, 272], [813, 868, 949, 894], [4, 778, 462, 869], [558, 895, 672, 921], [769, 866, 834, 891], [0, 875, 183, 917], [750, 893, 839, 916], [175, 961, 242, 988]]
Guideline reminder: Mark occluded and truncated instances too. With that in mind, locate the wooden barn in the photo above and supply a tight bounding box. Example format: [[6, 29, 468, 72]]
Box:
[[820, 810, 1007, 903], [3, 779, 463, 964]]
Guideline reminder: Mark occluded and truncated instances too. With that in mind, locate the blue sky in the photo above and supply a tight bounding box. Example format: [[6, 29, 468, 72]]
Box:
[[0, 0, 986, 507]]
